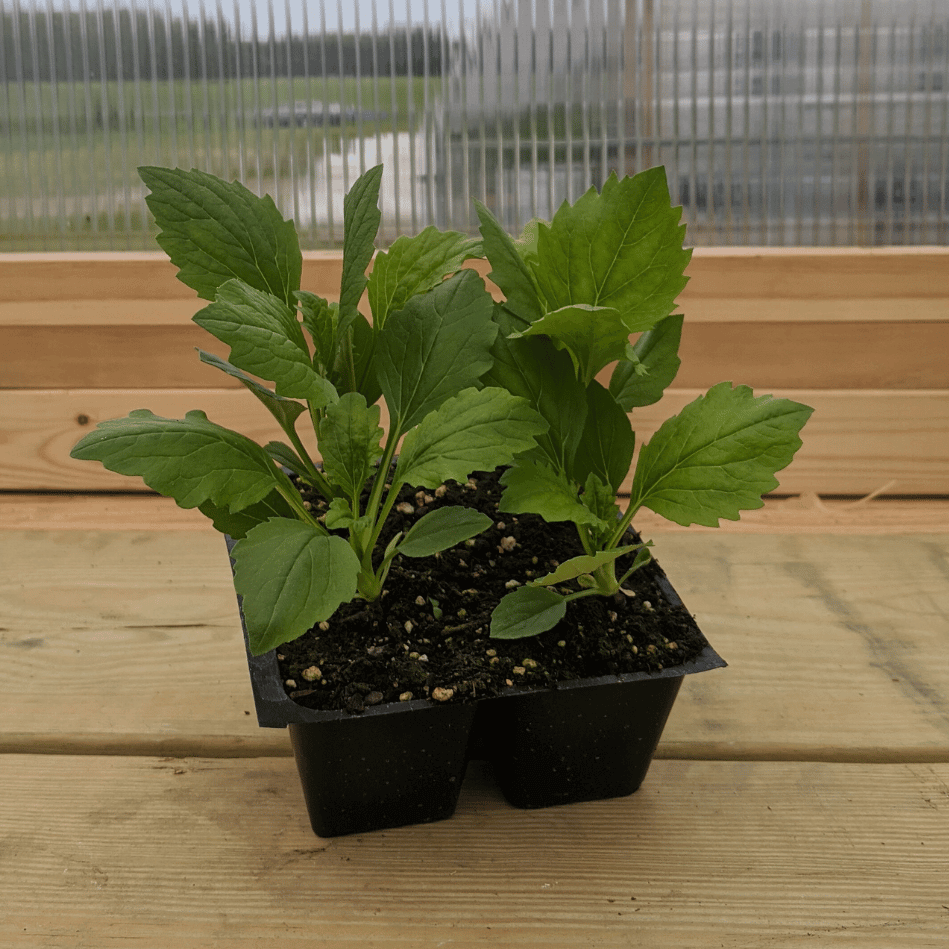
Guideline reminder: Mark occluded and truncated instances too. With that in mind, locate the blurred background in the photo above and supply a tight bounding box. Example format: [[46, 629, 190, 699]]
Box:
[[2, 0, 946, 250]]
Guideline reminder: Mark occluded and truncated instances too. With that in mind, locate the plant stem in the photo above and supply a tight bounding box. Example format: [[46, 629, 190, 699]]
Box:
[[287, 421, 331, 497], [273, 474, 326, 533], [606, 495, 641, 551], [363, 417, 401, 531]]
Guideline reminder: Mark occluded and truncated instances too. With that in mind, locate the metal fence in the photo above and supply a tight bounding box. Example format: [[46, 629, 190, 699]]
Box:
[[2, 0, 947, 249]]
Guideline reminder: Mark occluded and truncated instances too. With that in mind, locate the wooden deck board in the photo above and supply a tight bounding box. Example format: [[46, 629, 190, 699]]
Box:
[[5, 492, 949, 533], [2, 528, 948, 760], [1, 755, 947, 947], [4, 387, 949, 495]]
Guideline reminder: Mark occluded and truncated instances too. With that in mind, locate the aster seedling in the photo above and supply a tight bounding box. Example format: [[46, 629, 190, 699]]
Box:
[[475, 168, 814, 639], [71, 164, 548, 655]]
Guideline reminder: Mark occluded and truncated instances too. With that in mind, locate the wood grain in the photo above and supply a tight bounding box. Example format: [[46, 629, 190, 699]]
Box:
[[8, 320, 949, 389], [2, 529, 948, 760], [6, 493, 949, 533], [4, 247, 948, 303], [3, 387, 946, 495], [1, 755, 947, 947]]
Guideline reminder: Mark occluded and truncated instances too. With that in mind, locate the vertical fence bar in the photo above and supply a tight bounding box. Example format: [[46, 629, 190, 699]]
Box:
[[284, 0, 299, 230], [213, 0, 229, 182], [127, 1, 149, 246], [26, 0, 49, 245], [405, 0, 418, 230], [939, 4, 949, 242]]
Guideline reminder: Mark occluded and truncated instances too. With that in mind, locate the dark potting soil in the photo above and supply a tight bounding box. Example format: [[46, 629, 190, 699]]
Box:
[[275, 467, 709, 714]]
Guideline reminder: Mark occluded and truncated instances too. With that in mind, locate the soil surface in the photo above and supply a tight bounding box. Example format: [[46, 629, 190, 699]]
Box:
[[275, 467, 711, 714]]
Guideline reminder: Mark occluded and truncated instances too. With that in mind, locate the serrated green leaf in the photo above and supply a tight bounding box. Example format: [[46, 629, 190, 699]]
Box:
[[531, 168, 691, 334], [510, 303, 629, 386], [474, 199, 546, 323], [583, 472, 622, 543], [295, 291, 337, 373], [198, 492, 296, 539], [570, 381, 636, 492], [339, 164, 383, 337], [490, 585, 567, 640], [610, 313, 684, 410], [393, 387, 548, 489], [368, 226, 481, 329], [533, 545, 642, 586], [318, 392, 384, 500], [231, 519, 361, 654], [139, 165, 301, 306], [197, 350, 308, 437], [375, 269, 497, 431], [324, 498, 356, 530], [194, 280, 337, 408], [397, 507, 493, 558], [629, 382, 814, 527], [482, 305, 587, 473], [498, 460, 607, 530], [70, 409, 285, 512]]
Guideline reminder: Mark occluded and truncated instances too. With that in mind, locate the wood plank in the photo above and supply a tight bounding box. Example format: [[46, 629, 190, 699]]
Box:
[[3, 387, 946, 495], [2, 530, 948, 760], [1, 325, 242, 389], [0, 250, 348, 302], [7, 295, 947, 329], [4, 248, 948, 303], [1, 756, 947, 947], [8, 320, 949, 389], [6, 493, 949, 533]]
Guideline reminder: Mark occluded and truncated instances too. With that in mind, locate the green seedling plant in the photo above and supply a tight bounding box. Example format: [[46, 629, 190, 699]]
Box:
[[477, 168, 814, 640], [71, 164, 548, 656]]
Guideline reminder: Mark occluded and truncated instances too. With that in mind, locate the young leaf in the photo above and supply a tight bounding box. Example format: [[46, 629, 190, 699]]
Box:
[[318, 393, 384, 500], [393, 387, 548, 489], [324, 498, 356, 530], [339, 164, 383, 337], [331, 312, 383, 406], [197, 350, 308, 437], [533, 545, 643, 586], [490, 585, 567, 640], [194, 280, 338, 407], [368, 226, 482, 329], [375, 269, 498, 431], [139, 165, 302, 306], [482, 306, 587, 473], [610, 314, 684, 410], [629, 382, 815, 527], [531, 168, 691, 334], [397, 507, 493, 558], [583, 472, 622, 543], [263, 442, 313, 482], [295, 291, 337, 373], [70, 409, 286, 512], [570, 381, 636, 492], [474, 199, 546, 324], [509, 303, 629, 386], [198, 492, 296, 539], [499, 460, 608, 530], [231, 519, 361, 655]]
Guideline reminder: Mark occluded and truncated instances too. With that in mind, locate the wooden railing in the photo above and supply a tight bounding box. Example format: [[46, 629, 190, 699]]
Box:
[[3, 247, 948, 496]]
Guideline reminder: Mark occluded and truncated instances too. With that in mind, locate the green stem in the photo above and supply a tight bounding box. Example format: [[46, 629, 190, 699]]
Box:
[[273, 473, 327, 533], [287, 421, 330, 497], [363, 417, 402, 531], [606, 495, 642, 551]]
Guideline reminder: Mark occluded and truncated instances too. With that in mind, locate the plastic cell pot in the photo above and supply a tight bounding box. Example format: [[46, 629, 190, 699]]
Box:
[[226, 537, 725, 836], [470, 646, 722, 809]]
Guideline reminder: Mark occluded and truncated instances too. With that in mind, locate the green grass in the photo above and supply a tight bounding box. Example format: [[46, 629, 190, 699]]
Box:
[[0, 75, 440, 250]]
